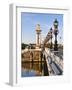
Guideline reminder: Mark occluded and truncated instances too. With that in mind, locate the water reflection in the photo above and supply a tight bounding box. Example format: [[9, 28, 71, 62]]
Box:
[[21, 61, 44, 77]]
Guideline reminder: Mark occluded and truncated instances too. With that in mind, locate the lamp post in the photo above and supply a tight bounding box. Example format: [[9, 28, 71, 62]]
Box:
[[53, 19, 58, 51], [50, 27, 53, 49]]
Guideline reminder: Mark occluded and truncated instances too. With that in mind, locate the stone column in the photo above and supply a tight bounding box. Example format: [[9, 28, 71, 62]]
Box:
[[36, 24, 41, 49]]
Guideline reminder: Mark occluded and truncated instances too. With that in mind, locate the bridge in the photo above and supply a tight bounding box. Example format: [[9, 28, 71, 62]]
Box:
[[42, 31, 52, 48], [21, 28, 63, 76], [21, 30, 63, 76], [42, 30, 63, 76], [43, 48, 63, 75]]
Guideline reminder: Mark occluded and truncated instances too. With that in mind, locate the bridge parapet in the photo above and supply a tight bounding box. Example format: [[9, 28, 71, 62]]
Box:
[[43, 48, 63, 75]]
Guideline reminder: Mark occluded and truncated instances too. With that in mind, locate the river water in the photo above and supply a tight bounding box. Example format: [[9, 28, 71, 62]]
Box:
[[21, 61, 44, 77]]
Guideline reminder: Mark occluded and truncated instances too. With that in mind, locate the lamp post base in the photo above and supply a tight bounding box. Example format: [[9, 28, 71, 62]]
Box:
[[54, 47, 58, 51], [54, 40, 58, 51]]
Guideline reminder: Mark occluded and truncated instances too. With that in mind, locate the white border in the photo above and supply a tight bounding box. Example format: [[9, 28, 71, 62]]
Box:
[[9, 4, 70, 86]]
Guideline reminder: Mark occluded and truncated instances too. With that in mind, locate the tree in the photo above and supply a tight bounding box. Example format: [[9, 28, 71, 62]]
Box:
[[21, 43, 28, 49]]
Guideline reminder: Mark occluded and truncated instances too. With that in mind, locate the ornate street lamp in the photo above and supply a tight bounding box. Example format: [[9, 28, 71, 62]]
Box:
[[53, 19, 59, 51], [50, 27, 53, 49]]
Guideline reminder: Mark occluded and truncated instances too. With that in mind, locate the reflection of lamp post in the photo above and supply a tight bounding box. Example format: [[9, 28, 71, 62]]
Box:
[[54, 19, 58, 51], [50, 27, 53, 49]]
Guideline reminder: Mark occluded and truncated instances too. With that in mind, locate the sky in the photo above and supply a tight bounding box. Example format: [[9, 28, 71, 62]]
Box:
[[21, 12, 63, 44]]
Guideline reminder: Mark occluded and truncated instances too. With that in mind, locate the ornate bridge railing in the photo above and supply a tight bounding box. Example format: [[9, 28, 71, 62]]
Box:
[[43, 48, 63, 75]]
